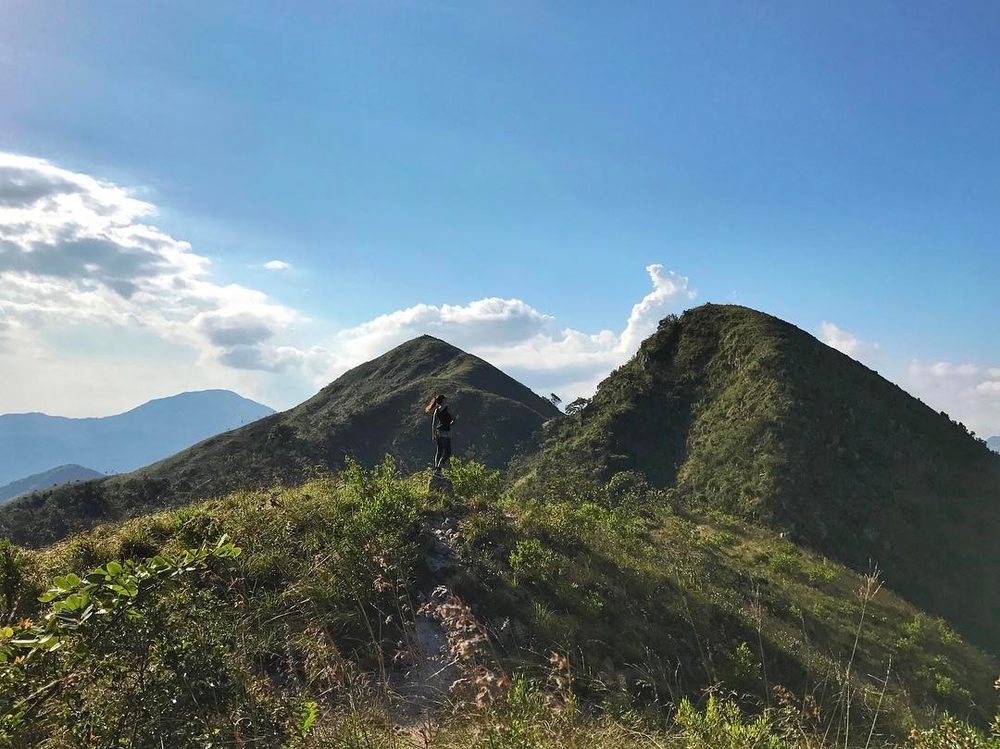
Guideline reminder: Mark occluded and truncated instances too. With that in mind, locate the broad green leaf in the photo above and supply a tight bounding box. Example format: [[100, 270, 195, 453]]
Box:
[[64, 593, 85, 611]]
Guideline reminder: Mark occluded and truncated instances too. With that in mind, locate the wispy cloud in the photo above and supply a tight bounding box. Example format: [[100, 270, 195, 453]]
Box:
[[264, 260, 291, 270], [818, 321, 880, 364], [906, 360, 1000, 437]]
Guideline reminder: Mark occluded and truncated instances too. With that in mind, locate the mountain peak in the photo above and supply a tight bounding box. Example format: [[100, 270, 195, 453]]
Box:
[[0, 391, 275, 485], [1, 339, 559, 548], [0, 464, 104, 504], [527, 305, 1000, 652]]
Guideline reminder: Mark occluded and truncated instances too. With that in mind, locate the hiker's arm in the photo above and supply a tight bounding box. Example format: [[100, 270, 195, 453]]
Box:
[[430, 411, 436, 441]]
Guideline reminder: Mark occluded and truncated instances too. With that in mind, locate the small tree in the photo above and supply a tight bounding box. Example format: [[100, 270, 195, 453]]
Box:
[[0, 539, 24, 621]]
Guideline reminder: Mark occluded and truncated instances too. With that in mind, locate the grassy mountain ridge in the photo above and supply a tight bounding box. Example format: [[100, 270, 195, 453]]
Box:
[[523, 304, 1000, 653], [2, 459, 997, 746], [0, 336, 560, 548]]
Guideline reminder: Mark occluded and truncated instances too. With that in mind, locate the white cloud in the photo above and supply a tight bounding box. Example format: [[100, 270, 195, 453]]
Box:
[[620, 265, 698, 353], [906, 360, 1000, 437], [324, 264, 697, 400], [334, 297, 554, 363], [0, 153, 303, 369], [0, 151, 701, 416], [815, 324, 997, 436], [818, 321, 880, 364]]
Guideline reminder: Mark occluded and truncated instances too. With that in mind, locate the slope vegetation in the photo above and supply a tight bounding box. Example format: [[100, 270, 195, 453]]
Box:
[[524, 304, 1000, 653], [0, 460, 995, 747], [0, 336, 559, 547]]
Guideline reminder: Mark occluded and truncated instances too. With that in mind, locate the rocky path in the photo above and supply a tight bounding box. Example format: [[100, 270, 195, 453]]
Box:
[[391, 510, 464, 724]]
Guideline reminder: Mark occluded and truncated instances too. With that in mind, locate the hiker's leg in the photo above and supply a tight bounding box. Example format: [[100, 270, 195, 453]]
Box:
[[434, 440, 445, 470], [442, 436, 452, 470]]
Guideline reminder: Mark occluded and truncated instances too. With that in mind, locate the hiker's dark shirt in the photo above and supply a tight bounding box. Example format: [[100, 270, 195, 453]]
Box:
[[432, 406, 453, 438]]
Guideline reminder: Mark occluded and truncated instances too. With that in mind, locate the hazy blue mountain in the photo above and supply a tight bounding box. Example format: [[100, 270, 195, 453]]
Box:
[[0, 391, 275, 485], [988, 436, 1000, 453], [0, 464, 104, 504]]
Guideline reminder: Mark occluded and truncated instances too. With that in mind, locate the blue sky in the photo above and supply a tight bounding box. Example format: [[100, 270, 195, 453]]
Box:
[[1, 2, 998, 435]]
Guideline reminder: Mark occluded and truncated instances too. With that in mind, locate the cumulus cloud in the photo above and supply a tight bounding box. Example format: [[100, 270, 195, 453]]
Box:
[[335, 297, 554, 361], [0, 161, 85, 208], [324, 264, 697, 400], [906, 360, 1000, 437], [0, 151, 700, 415], [620, 265, 698, 353], [816, 324, 998, 434], [0, 152, 303, 379], [818, 321, 880, 364]]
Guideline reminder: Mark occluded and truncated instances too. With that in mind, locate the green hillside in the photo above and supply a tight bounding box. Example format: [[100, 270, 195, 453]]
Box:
[[522, 304, 1000, 653], [0, 336, 559, 548], [0, 459, 996, 747]]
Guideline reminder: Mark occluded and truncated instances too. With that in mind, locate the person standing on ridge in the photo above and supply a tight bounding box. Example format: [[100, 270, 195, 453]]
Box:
[[426, 394, 454, 475]]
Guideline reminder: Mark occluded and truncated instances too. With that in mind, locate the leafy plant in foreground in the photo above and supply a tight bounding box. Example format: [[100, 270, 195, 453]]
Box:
[[0, 535, 303, 748]]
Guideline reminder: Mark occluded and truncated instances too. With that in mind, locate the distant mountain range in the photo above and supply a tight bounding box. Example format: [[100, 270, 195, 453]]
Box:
[[988, 436, 1000, 453], [0, 390, 275, 487], [0, 465, 103, 505], [0, 337, 560, 546]]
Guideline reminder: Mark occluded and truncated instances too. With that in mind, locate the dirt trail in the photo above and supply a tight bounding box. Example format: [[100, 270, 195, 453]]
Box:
[[391, 510, 463, 725]]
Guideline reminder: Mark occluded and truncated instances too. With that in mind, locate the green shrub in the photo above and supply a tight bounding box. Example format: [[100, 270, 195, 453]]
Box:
[[732, 641, 760, 679], [674, 694, 792, 749], [769, 549, 802, 576], [909, 715, 1000, 749], [0, 537, 302, 747], [706, 530, 740, 547], [0, 540, 26, 618], [450, 460, 503, 503], [509, 540, 561, 586], [805, 557, 837, 584]]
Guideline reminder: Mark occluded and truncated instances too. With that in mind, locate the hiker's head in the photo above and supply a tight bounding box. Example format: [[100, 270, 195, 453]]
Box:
[[424, 394, 446, 413]]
